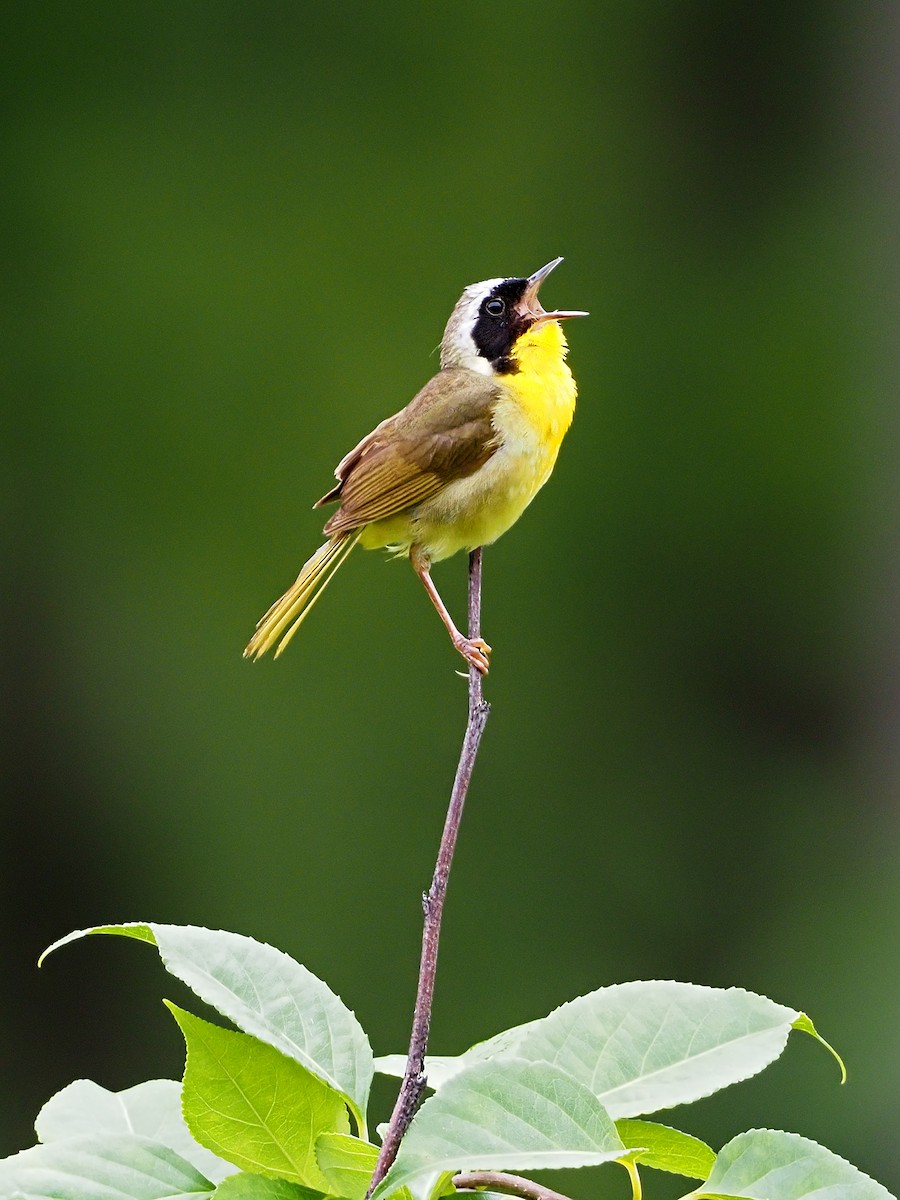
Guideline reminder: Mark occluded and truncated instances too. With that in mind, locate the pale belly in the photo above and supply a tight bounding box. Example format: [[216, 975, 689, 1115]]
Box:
[[359, 402, 564, 563]]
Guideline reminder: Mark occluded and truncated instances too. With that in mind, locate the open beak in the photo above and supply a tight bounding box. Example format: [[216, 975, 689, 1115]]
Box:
[[519, 257, 589, 325]]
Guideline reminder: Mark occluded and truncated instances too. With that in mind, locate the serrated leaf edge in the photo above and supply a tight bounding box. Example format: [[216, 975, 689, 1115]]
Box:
[[689, 1128, 895, 1200], [39, 921, 372, 1138]]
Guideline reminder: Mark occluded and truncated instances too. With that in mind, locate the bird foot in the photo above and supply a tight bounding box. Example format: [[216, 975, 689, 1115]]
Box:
[[452, 634, 492, 675]]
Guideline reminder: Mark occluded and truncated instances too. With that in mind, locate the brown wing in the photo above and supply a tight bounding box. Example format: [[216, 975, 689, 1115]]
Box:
[[317, 368, 502, 536]]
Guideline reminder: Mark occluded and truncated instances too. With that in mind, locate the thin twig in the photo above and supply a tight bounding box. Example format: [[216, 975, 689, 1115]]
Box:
[[367, 548, 491, 1194], [453, 1171, 578, 1200]]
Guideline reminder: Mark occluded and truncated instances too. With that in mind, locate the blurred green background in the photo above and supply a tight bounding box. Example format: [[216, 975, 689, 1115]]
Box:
[[3, 0, 898, 1191]]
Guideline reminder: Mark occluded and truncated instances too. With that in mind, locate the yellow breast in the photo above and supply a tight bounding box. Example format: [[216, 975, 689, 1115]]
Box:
[[502, 318, 577, 458], [362, 320, 578, 562]]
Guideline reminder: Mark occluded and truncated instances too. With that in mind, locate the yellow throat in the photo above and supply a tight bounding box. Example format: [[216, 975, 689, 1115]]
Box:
[[503, 317, 577, 454]]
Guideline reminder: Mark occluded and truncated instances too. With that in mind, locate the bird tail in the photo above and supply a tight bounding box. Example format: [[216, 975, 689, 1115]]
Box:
[[243, 532, 360, 660]]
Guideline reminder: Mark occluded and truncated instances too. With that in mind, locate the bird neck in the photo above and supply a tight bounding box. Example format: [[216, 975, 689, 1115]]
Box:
[[502, 320, 577, 444]]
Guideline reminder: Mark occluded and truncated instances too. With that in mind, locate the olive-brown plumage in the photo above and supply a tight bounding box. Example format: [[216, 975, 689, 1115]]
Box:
[[317, 370, 502, 534]]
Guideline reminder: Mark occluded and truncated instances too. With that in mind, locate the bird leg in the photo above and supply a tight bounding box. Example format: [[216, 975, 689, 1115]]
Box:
[[410, 546, 492, 674]]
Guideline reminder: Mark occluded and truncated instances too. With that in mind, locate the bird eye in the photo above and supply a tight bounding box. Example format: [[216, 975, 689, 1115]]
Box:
[[485, 298, 505, 317]]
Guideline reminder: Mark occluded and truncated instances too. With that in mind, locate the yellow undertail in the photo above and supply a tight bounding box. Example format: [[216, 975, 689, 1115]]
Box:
[[243, 532, 360, 660]]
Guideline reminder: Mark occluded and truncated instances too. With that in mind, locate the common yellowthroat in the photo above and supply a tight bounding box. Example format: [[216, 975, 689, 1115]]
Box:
[[244, 257, 586, 673]]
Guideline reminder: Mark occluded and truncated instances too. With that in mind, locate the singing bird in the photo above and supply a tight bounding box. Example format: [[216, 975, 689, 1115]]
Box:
[[244, 257, 586, 673]]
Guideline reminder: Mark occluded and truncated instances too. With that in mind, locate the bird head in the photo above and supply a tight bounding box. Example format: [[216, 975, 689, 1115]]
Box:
[[440, 257, 588, 375]]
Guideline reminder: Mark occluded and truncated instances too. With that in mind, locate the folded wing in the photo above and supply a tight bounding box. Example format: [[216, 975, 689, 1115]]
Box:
[[317, 368, 502, 535]]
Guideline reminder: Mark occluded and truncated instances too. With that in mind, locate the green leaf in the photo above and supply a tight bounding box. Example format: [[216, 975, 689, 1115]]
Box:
[[614, 1119, 714, 1180], [694, 1129, 895, 1200], [36, 1078, 235, 1183], [791, 1014, 847, 1082], [387, 982, 812, 1117], [0, 1133, 215, 1199], [42, 922, 373, 1136], [372, 1059, 627, 1200], [213, 1175, 326, 1199], [316, 1133, 378, 1200], [167, 1002, 350, 1189]]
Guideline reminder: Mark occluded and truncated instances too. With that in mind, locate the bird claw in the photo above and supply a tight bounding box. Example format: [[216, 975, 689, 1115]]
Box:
[[453, 634, 492, 675]]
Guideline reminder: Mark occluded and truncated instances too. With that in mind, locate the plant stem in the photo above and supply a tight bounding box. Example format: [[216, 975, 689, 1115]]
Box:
[[452, 1171, 577, 1200], [624, 1160, 643, 1200], [367, 548, 491, 1194]]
